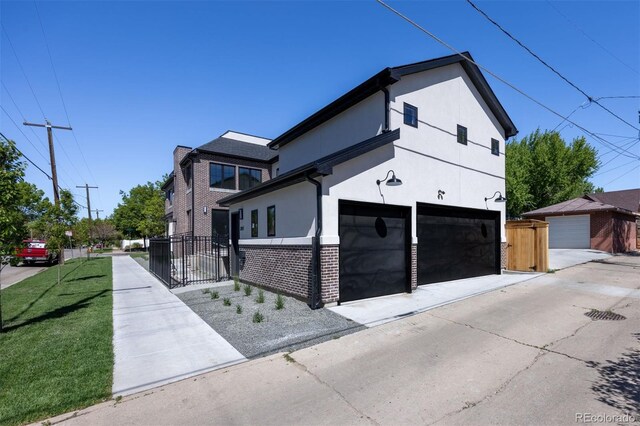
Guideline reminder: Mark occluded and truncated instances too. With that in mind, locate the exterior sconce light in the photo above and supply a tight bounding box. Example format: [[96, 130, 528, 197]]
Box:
[[484, 191, 506, 209], [238, 208, 243, 220], [376, 170, 402, 203], [203, 206, 207, 214]]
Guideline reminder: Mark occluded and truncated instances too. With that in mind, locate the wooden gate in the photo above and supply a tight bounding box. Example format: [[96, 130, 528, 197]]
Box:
[[506, 220, 549, 272]]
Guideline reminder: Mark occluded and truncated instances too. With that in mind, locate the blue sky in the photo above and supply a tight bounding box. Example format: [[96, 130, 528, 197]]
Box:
[[2, 0, 638, 217]]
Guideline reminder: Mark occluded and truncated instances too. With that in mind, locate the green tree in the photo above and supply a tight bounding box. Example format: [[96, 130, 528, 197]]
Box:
[[112, 180, 165, 243], [30, 189, 78, 265], [506, 129, 600, 218], [0, 138, 27, 330]]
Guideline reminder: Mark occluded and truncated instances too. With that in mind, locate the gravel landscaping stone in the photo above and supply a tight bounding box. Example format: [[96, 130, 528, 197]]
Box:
[[177, 284, 365, 358]]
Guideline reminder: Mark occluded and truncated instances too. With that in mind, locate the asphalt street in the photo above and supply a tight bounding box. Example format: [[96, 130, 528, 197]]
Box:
[[1, 248, 87, 289], [44, 254, 640, 425]]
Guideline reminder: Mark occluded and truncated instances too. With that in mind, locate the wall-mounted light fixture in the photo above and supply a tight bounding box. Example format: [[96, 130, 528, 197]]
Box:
[[203, 206, 207, 214], [238, 208, 243, 220], [376, 170, 403, 203], [484, 191, 506, 209]]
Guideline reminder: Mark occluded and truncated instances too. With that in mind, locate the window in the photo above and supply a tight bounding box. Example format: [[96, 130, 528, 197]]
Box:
[[267, 206, 276, 237], [210, 163, 236, 190], [184, 164, 192, 189], [251, 209, 258, 237], [166, 189, 174, 206], [404, 103, 418, 127], [239, 167, 262, 190], [186, 210, 192, 231], [457, 125, 467, 145], [491, 138, 499, 156]]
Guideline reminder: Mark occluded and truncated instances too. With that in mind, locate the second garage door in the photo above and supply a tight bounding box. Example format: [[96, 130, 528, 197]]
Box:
[[418, 204, 500, 285], [339, 201, 410, 303], [546, 215, 590, 249]]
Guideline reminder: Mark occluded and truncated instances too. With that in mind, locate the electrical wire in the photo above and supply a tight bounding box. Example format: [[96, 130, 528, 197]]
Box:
[[465, 0, 639, 133], [593, 158, 639, 177], [545, 0, 639, 76], [1, 105, 50, 163], [375, 0, 640, 161], [1, 82, 50, 154], [601, 163, 639, 187]]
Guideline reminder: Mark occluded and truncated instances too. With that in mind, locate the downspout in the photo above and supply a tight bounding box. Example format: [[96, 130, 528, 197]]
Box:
[[305, 173, 322, 310], [382, 87, 390, 132], [190, 155, 195, 238]]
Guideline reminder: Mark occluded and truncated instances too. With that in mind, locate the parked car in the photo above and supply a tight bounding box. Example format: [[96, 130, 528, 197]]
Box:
[[15, 240, 58, 265]]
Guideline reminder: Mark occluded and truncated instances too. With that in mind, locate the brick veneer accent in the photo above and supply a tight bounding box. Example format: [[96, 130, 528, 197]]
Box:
[[238, 245, 313, 301], [320, 245, 339, 303], [500, 242, 507, 270], [411, 244, 417, 290]]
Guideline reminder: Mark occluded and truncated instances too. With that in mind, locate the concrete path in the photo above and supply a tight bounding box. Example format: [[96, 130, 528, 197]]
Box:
[[111, 256, 245, 396], [330, 271, 542, 327], [549, 248, 611, 270], [44, 255, 640, 425]]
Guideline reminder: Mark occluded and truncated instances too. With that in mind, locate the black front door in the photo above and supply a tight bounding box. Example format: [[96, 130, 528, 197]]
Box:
[[417, 204, 500, 285], [339, 201, 411, 303], [212, 209, 229, 237], [230, 212, 240, 276]]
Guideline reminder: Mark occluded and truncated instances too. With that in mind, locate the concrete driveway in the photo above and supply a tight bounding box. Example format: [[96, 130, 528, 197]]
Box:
[[44, 254, 640, 425], [549, 248, 611, 270]]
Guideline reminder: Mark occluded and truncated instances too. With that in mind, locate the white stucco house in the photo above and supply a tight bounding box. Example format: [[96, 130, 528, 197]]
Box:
[[220, 52, 518, 308]]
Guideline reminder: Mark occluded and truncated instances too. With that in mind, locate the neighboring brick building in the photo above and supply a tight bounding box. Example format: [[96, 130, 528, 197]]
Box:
[[162, 131, 278, 238], [523, 189, 639, 253]]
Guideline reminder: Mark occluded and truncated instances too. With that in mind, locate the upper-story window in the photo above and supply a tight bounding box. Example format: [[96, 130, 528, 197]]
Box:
[[404, 103, 418, 128], [491, 138, 499, 156], [184, 163, 192, 189], [239, 167, 262, 191], [166, 189, 174, 206], [457, 125, 468, 145], [210, 163, 236, 190]]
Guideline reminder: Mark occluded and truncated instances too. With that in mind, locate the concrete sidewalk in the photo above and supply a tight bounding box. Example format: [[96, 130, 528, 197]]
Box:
[[330, 271, 542, 327], [111, 256, 245, 396], [548, 249, 611, 270]]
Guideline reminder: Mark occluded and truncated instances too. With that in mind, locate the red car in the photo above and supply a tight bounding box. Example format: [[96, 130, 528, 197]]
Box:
[[15, 240, 59, 265]]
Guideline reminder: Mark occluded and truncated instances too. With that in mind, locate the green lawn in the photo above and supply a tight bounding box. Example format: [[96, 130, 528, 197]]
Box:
[[0, 257, 113, 426]]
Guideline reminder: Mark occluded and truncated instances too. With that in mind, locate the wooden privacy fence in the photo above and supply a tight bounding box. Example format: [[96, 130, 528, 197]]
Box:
[[506, 219, 549, 272]]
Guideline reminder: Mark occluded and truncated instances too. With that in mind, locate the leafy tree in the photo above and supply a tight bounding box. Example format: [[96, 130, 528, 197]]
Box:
[[0, 138, 27, 330], [506, 129, 600, 218], [93, 218, 118, 246], [30, 189, 78, 264], [112, 180, 165, 243]]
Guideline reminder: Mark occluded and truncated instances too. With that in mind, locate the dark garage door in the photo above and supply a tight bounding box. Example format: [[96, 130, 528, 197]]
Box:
[[339, 201, 410, 303], [418, 204, 500, 285]]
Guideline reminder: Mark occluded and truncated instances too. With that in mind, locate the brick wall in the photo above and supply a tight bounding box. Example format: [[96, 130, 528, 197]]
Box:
[[611, 213, 637, 253], [411, 244, 417, 290], [169, 146, 272, 237], [320, 245, 339, 303], [500, 242, 507, 270], [238, 244, 312, 301], [590, 211, 612, 252]]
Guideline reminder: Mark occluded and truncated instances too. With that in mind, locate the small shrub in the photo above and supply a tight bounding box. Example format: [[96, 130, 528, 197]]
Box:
[[253, 311, 264, 323], [223, 298, 231, 306], [236, 304, 242, 314], [202, 288, 211, 295], [256, 289, 265, 304], [210, 291, 219, 299], [233, 276, 240, 291], [243, 284, 253, 296], [275, 293, 285, 310]]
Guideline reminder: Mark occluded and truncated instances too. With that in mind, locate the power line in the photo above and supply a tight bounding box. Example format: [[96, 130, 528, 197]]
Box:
[[593, 158, 639, 177], [465, 0, 639, 133], [601, 163, 639, 187], [551, 100, 590, 132], [375, 0, 640, 161], [545, 0, 639, 76], [1, 105, 50, 163], [595, 96, 640, 101], [1, 82, 50, 153], [1, 27, 47, 120], [33, 1, 99, 188]]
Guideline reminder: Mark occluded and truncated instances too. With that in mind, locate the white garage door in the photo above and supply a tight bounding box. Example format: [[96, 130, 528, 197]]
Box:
[[546, 215, 590, 249]]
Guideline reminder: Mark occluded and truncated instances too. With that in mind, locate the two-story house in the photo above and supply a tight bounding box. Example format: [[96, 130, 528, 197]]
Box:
[[219, 52, 518, 308], [163, 131, 278, 239]]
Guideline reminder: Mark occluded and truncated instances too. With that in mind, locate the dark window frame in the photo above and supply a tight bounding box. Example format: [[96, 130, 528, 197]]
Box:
[[184, 164, 192, 189], [267, 205, 276, 237], [457, 125, 468, 145], [209, 162, 236, 190], [403, 103, 418, 128], [251, 209, 258, 238], [238, 166, 262, 191], [491, 138, 499, 156]]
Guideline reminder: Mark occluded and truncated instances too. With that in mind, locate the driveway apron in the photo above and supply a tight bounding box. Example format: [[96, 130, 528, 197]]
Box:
[[112, 256, 245, 396]]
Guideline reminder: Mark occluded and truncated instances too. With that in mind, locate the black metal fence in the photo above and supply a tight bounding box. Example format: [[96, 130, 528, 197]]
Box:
[[149, 234, 230, 289]]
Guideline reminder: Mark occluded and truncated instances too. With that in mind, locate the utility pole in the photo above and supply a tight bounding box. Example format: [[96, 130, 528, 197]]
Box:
[[77, 184, 98, 257], [24, 120, 72, 265], [93, 209, 104, 219]]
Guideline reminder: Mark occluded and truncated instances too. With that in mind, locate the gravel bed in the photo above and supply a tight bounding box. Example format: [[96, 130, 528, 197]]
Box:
[[177, 284, 365, 358]]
